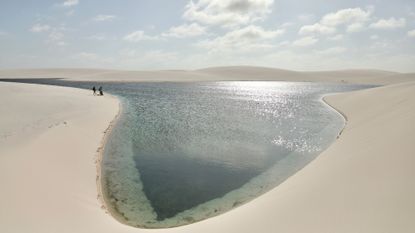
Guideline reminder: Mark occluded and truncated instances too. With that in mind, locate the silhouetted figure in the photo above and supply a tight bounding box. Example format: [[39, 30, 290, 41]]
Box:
[[99, 86, 103, 96], [92, 86, 96, 95]]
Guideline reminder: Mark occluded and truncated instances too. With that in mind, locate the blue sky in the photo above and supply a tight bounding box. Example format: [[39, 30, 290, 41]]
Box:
[[1, 0, 415, 71]]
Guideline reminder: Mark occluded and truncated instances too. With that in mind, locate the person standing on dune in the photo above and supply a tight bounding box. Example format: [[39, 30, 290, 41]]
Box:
[[92, 86, 96, 95]]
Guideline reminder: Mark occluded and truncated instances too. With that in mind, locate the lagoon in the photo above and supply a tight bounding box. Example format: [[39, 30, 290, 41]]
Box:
[[0, 79, 372, 228]]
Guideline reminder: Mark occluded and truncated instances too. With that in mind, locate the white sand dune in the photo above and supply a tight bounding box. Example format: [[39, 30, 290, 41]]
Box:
[[0, 67, 414, 233], [1, 66, 413, 84], [0, 82, 120, 233], [197, 66, 406, 84]]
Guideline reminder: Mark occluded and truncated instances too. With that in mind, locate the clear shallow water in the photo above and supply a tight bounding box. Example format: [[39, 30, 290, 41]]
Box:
[[0, 79, 373, 228]]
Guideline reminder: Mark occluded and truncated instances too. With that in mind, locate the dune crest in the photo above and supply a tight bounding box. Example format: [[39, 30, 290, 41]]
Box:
[[0, 66, 413, 84]]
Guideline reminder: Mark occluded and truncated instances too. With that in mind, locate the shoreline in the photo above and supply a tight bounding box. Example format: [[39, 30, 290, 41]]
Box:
[[93, 81, 415, 233], [321, 94, 348, 139], [95, 95, 122, 218], [1, 78, 414, 233], [93, 86, 361, 229]]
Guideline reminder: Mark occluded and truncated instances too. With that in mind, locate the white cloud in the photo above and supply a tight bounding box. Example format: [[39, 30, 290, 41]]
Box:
[[30, 24, 51, 33], [48, 31, 64, 42], [347, 23, 364, 32], [162, 23, 207, 38], [123, 31, 159, 42], [183, 0, 274, 27], [299, 7, 372, 35], [30, 24, 67, 46], [62, 0, 79, 7], [197, 25, 284, 52], [292, 36, 318, 47], [299, 23, 336, 35], [320, 7, 373, 27], [370, 17, 406, 30], [408, 29, 415, 38], [46, 29, 67, 46], [93, 15, 116, 22]]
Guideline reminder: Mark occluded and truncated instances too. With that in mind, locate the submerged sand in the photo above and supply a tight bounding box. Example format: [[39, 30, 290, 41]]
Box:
[[0, 67, 414, 233]]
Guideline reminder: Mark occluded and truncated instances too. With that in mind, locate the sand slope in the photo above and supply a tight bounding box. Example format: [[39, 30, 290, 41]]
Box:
[[0, 66, 414, 84], [0, 82, 120, 233], [1, 78, 414, 233]]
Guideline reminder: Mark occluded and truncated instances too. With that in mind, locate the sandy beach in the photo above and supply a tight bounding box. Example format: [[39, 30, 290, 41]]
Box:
[[1, 67, 414, 233]]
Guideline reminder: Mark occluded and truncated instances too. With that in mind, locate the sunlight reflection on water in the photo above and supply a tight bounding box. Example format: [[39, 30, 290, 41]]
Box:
[[0, 79, 372, 228], [98, 81, 372, 228]]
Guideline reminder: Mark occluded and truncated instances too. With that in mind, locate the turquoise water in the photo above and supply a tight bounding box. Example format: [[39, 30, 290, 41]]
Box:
[[0, 79, 372, 228]]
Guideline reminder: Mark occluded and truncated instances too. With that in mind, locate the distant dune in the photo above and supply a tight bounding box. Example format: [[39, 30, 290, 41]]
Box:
[[0, 66, 413, 85]]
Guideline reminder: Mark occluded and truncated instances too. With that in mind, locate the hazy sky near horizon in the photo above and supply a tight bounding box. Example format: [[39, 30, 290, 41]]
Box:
[[1, 0, 415, 71]]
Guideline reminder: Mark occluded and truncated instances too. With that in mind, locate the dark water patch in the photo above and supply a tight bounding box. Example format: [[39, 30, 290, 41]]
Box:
[[134, 152, 258, 220]]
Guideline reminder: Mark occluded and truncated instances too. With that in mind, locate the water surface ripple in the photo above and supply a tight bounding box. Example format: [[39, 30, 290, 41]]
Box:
[[99, 81, 370, 228], [0, 79, 373, 228]]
